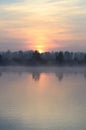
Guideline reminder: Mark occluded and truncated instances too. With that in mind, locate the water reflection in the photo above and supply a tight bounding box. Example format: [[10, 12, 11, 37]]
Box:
[[0, 67, 86, 130], [32, 71, 40, 81], [0, 67, 86, 81], [55, 72, 63, 81], [0, 72, 2, 77]]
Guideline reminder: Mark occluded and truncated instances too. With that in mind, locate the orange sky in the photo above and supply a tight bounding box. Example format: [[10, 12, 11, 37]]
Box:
[[0, 0, 86, 52]]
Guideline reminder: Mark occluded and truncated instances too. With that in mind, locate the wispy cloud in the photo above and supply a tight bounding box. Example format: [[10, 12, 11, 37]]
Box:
[[76, 0, 86, 6], [0, 0, 86, 51], [47, 0, 64, 3], [0, 0, 21, 5]]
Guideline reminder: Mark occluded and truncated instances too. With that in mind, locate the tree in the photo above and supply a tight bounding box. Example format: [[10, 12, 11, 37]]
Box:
[[0, 54, 2, 65], [32, 50, 42, 64], [84, 54, 86, 63], [56, 51, 64, 64]]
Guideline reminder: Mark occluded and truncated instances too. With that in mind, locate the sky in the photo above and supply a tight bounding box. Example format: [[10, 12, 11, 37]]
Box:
[[0, 0, 86, 52]]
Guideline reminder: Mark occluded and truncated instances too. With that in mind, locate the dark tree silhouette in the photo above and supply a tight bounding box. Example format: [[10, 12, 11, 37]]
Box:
[[32, 50, 42, 64], [0, 50, 86, 66], [0, 54, 3, 65], [84, 54, 86, 63], [56, 52, 64, 64]]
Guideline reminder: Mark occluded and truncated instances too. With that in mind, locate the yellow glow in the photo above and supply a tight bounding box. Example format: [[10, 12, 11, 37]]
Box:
[[0, 0, 86, 51], [35, 45, 44, 53], [27, 30, 49, 52], [35, 35, 46, 53]]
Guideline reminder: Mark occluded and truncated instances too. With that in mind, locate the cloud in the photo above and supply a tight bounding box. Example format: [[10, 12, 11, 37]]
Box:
[[76, 0, 86, 6], [47, 0, 64, 3], [0, 0, 21, 5], [0, 0, 86, 51], [52, 39, 86, 52]]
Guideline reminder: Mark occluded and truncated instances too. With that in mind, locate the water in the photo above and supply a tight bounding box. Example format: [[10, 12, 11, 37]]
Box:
[[0, 67, 86, 130]]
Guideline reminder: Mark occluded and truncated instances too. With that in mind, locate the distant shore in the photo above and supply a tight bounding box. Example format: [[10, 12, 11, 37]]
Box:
[[0, 50, 86, 66]]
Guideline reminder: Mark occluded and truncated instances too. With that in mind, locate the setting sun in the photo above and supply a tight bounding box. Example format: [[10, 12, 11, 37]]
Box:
[[0, 0, 86, 129], [35, 45, 44, 53], [28, 30, 49, 53]]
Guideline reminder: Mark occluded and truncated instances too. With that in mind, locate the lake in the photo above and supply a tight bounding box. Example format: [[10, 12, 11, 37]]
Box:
[[0, 67, 86, 130]]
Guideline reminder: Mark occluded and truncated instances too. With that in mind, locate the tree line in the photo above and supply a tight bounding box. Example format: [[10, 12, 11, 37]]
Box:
[[0, 50, 86, 66]]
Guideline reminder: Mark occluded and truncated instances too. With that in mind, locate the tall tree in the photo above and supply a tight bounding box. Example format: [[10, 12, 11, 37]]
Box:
[[56, 52, 64, 64]]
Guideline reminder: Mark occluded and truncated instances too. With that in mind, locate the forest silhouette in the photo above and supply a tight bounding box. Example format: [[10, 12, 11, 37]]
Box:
[[0, 50, 86, 66]]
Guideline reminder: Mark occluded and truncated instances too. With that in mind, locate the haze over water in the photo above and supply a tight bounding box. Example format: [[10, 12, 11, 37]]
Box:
[[0, 67, 86, 130]]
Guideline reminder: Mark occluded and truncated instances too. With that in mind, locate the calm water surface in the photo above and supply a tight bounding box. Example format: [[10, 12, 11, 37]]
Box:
[[0, 67, 86, 130]]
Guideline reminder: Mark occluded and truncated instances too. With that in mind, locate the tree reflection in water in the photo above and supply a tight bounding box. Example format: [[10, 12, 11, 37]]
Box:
[[0, 67, 86, 81], [32, 71, 40, 81], [55, 72, 63, 81]]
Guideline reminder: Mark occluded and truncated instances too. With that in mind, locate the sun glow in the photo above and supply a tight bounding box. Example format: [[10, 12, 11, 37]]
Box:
[[31, 31, 49, 53], [35, 45, 44, 53]]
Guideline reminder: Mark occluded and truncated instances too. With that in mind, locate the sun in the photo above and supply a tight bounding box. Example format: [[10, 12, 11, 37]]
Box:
[[38, 49, 43, 53], [34, 34, 47, 53], [36, 45, 44, 53], [27, 29, 49, 53]]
